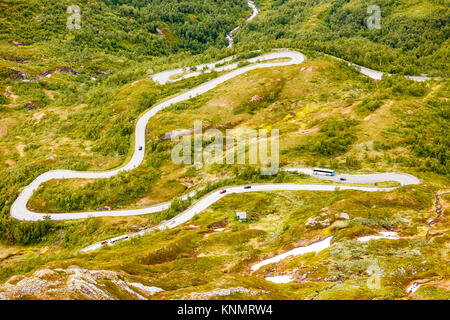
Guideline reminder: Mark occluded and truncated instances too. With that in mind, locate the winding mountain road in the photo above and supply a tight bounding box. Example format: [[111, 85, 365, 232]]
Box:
[[11, 47, 429, 223], [81, 177, 418, 252], [11, 50, 304, 221]]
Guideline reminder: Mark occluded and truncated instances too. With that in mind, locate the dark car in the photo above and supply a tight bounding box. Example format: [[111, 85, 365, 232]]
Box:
[[219, 189, 227, 194], [138, 146, 143, 151], [244, 185, 251, 189], [339, 177, 347, 181]]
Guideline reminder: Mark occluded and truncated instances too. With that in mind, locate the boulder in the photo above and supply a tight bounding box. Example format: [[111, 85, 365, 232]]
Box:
[[305, 216, 331, 228]]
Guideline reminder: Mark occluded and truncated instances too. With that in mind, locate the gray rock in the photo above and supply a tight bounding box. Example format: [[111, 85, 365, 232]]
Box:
[[305, 216, 331, 228]]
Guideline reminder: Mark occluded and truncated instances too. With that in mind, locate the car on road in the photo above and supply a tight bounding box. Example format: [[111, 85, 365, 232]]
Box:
[[101, 241, 108, 245], [244, 185, 251, 189], [219, 189, 227, 194], [340, 177, 347, 181], [138, 146, 143, 151]]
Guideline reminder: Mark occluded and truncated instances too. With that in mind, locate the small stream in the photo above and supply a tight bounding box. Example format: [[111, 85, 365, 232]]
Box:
[[226, 0, 260, 48]]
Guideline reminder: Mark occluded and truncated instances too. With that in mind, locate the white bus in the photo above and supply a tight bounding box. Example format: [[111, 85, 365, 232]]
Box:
[[313, 168, 335, 176]]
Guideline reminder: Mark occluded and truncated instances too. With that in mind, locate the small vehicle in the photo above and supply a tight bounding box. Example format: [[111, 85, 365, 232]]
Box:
[[244, 185, 251, 189], [115, 236, 129, 242], [339, 177, 347, 181], [313, 168, 335, 176], [219, 189, 227, 194], [138, 146, 143, 151], [101, 241, 108, 245]]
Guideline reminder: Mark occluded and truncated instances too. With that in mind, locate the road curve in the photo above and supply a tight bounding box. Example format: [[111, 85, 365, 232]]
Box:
[[324, 53, 437, 82], [81, 181, 411, 252], [11, 47, 429, 222], [81, 172, 419, 252], [283, 168, 420, 186]]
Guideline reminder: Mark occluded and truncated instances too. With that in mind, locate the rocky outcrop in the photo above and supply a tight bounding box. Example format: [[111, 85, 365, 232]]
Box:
[[305, 213, 333, 229], [187, 287, 264, 300], [0, 267, 164, 300], [305, 212, 351, 229]]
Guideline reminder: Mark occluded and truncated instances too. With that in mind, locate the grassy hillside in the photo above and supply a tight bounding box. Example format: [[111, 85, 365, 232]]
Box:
[[1, 187, 449, 299], [236, 0, 449, 76], [0, 54, 448, 299], [0, 0, 448, 300], [1, 0, 249, 56], [25, 58, 449, 213]]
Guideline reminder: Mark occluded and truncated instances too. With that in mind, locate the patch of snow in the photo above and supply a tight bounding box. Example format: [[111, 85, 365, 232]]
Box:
[[265, 275, 293, 283], [338, 213, 350, 220], [357, 232, 399, 242], [251, 237, 332, 271], [407, 283, 421, 294]]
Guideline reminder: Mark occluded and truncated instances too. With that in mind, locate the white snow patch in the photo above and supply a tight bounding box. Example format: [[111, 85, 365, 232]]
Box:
[[251, 237, 332, 271], [407, 283, 422, 294], [357, 232, 399, 242], [265, 275, 293, 284]]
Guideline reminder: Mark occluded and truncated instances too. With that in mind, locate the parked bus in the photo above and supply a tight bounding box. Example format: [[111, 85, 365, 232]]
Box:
[[313, 168, 335, 176]]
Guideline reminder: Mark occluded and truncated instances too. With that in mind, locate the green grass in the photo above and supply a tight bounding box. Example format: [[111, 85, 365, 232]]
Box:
[[24, 58, 448, 214], [0, 0, 448, 299], [2, 185, 448, 299]]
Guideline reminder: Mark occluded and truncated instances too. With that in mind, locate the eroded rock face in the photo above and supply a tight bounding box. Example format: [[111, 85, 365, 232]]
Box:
[[187, 287, 264, 300], [305, 212, 351, 229], [305, 215, 332, 229], [0, 267, 163, 300]]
